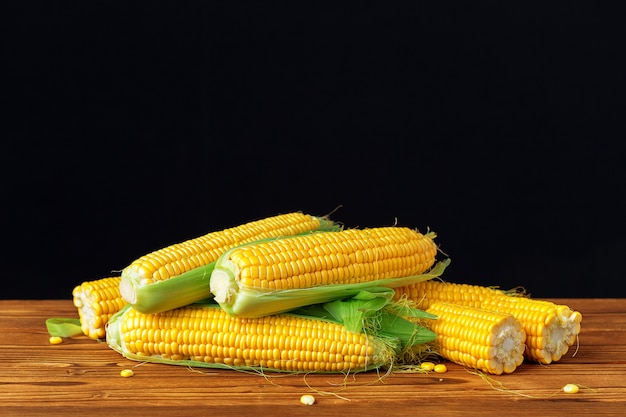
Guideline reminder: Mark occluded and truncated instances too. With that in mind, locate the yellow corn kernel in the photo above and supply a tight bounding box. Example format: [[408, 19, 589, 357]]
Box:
[[433, 364, 448, 373], [49, 336, 63, 345], [394, 280, 583, 364], [72, 277, 127, 340], [563, 383, 579, 394], [420, 361, 435, 371], [424, 302, 526, 375], [106, 304, 393, 374], [300, 394, 316, 405]]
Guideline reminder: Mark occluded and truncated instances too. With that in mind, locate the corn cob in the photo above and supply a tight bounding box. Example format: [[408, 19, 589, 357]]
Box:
[[394, 280, 583, 364], [120, 212, 339, 314], [423, 302, 526, 374], [72, 277, 127, 339], [106, 298, 436, 374], [209, 227, 448, 317]]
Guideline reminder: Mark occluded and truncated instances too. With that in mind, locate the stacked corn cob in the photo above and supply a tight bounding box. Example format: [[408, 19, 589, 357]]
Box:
[[393, 280, 583, 367], [72, 276, 126, 340], [107, 217, 448, 372], [60, 211, 582, 376]]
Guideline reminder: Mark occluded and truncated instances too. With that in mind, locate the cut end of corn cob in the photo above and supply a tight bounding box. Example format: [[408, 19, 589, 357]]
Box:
[[425, 302, 527, 375], [482, 297, 583, 364], [210, 260, 239, 305], [210, 227, 443, 317], [72, 277, 127, 340], [118, 278, 137, 304]]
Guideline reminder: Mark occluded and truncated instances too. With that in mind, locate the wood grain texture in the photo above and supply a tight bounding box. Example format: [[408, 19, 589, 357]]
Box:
[[1, 299, 625, 417]]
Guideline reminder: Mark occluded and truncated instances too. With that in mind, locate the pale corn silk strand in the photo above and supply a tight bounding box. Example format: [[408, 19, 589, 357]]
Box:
[[119, 341, 592, 401], [116, 341, 391, 402], [467, 368, 596, 398]]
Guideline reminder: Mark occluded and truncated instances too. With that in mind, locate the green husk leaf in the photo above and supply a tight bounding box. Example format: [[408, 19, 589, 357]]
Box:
[[374, 310, 436, 347], [45, 318, 83, 337], [293, 288, 436, 349], [320, 288, 394, 333], [119, 263, 217, 314]]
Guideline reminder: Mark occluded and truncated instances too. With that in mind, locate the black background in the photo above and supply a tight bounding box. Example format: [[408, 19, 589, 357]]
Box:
[[3, 3, 624, 300]]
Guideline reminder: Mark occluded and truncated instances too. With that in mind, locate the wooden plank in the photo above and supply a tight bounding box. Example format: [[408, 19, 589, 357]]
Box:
[[1, 299, 625, 416]]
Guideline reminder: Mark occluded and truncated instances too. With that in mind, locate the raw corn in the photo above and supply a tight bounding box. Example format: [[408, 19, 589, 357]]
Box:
[[209, 226, 448, 317], [394, 280, 583, 364], [120, 212, 339, 314], [72, 277, 127, 339], [424, 301, 526, 375], [481, 296, 582, 363], [106, 297, 436, 374]]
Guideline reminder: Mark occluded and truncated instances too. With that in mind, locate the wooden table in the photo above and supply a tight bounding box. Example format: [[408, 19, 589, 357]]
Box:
[[1, 299, 624, 416]]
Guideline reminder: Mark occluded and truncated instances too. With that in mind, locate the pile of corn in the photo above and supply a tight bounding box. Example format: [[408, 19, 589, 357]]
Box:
[[63, 211, 582, 375]]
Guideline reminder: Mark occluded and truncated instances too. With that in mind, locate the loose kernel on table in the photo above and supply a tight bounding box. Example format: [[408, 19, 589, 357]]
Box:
[[49, 336, 63, 345], [420, 362, 435, 371], [300, 394, 315, 405], [434, 364, 448, 373], [563, 384, 579, 394], [120, 369, 135, 378]]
